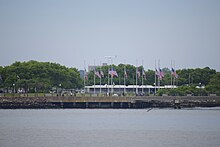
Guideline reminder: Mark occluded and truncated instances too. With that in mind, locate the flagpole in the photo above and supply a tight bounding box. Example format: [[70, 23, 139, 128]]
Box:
[[94, 60, 96, 95], [158, 60, 160, 90], [136, 60, 138, 95], [142, 60, 144, 93], [124, 61, 126, 94], [100, 75, 101, 95], [100, 61, 102, 95], [108, 63, 110, 96], [133, 74, 135, 94], [154, 60, 157, 95], [111, 58, 113, 94], [171, 60, 173, 88], [84, 60, 86, 92], [173, 60, 176, 86], [119, 75, 120, 94], [105, 57, 110, 96]]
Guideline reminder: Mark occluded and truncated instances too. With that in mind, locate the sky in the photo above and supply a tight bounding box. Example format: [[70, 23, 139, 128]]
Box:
[[0, 0, 220, 71]]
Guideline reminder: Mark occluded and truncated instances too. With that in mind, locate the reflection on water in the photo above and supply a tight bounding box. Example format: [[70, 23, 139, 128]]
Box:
[[0, 108, 220, 147]]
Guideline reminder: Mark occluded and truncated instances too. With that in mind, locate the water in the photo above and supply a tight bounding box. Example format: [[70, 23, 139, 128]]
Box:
[[0, 108, 220, 147]]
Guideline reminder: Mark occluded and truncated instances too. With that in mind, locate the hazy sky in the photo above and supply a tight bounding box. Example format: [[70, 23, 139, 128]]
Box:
[[0, 0, 220, 71]]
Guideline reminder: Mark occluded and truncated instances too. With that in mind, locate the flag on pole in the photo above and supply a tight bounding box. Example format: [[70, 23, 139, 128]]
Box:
[[95, 71, 101, 78], [155, 68, 160, 76], [171, 68, 178, 78], [136, 69, 141, 79], [84, 69, 88, 80], [159, 68, 165, 79], [142, 70, 146, 80], [109, 68, 118, 77], [100, 70, 104, 77], [124, 70, 128, 78]]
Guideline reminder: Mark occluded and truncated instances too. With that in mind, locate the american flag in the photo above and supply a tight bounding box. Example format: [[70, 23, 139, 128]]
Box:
[[142, 70, 146, 80], [171, 68, 178, 78], [136, 69, 141, 78], [155, 68, 160, 76], [109, 68, 118, 77], [84, 69, 88, 80], [100, 71, 104, 77], [124, 70, 128, 78], [159, 68, 165, 79], [95, 71, 101, 78]]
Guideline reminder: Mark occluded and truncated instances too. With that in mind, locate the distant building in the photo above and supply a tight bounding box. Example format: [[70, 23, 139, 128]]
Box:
[[88, 63, 108, 72], [88, 65, 98, 72], [79, 70, 85, 79], [102, 63, 107, 66]]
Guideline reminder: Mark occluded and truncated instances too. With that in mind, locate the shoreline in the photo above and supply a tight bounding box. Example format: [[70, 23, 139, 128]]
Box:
[[1, 96, 220, 109]]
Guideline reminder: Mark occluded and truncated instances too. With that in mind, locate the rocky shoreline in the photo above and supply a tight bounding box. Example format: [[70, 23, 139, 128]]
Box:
[[0, 96, 220, 109]]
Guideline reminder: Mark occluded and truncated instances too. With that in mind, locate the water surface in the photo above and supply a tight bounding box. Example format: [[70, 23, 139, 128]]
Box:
[[0, 108, 220, 147]]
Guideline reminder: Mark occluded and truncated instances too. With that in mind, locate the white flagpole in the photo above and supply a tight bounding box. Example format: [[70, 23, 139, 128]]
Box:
[[100, 61, 102, 95], [158, 59, 160, 90], [173, 60, 176, 86], [111, 58, 113, 94], [94, 60, 96, 95], [108, 63, 110, 95], [124, 61, 126, 94], [136, 60, 138, 94], [154, 60, 157, 95], [142, 60, 144, 93], [119, 75, 120, 94], [84, 60, 86, 92], [171, 60, 173, 88]]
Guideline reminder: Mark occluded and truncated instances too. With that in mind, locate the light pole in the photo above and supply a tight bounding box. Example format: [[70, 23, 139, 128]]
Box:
[[13, 83, 15, 97], [59, 83, 62, 96], [153, 83, 156, 96], [199, 82, 202, 96], [105, 55, 117, 95]]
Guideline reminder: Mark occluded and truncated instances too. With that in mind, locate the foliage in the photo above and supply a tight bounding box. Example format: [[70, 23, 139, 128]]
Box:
[[0, 61, 219, 95], [206, 72, 220, 95], [157, 86, 208, 96], [0, 61, 82, 92], [85, 65, 217, 87]]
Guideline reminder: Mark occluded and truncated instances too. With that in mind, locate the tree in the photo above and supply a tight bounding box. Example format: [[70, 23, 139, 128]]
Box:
[[0, 61, 83, 92], [206, 72, 220, 95]]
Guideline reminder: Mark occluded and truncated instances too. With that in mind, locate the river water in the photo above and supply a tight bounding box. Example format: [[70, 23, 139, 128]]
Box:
[[0, 108, 220, 147]]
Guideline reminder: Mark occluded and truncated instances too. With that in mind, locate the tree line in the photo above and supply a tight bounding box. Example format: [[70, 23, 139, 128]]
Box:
[[86, 64, 217, 86], [0, 61, 219, 95], [85, 64, 220, 95], [0, 61, 82, 93]]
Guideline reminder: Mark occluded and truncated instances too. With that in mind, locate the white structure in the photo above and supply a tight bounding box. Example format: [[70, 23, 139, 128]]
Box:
[[85, 84, 177, 94]]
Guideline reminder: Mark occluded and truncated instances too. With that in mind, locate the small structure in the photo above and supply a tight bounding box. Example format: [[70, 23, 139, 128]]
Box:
[[173, 99, 181, 109]]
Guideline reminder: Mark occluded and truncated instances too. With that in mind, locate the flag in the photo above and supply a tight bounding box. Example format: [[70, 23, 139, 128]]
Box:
[[142, 70, 146, 80], [159, 68, 165, 79], [85, 74, 88, 80], [136, 69, 141, 78], [124, 70, 128, 78], [171, 68, 178, 78], [95, 71, 101, 78], [155, 68, 160, 76], [84, 69, 88, 80], [109, 68, 118, 77], [100, 70, 104, 77]]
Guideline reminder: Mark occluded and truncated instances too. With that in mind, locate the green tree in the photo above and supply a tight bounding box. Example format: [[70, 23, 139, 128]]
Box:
[[1, 61, 83, 92], [206, 72, 220, 95]]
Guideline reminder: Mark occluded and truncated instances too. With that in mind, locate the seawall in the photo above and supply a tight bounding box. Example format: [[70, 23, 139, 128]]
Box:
[[0, 96, 220, 109]]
